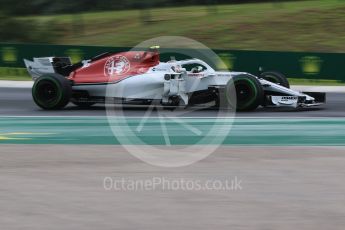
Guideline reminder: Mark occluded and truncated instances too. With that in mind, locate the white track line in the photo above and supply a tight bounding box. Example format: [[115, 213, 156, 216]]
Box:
[[0, 81, 33, 88], [292, 85, 345, 93]]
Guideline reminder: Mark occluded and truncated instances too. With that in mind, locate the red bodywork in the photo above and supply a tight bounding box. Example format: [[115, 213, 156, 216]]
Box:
[[69, 51, 160, 84]]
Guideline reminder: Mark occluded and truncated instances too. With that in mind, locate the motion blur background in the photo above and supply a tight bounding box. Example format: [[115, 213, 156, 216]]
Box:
[[1, 0, 344, 52]]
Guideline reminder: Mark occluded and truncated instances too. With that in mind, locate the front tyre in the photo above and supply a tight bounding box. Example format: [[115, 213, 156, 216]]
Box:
[[32, 74, 72, 110], [225, 74, 264, 111]]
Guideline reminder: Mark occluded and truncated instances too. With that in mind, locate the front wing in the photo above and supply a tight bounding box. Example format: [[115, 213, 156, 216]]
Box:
[[265, 92, 326, 108]]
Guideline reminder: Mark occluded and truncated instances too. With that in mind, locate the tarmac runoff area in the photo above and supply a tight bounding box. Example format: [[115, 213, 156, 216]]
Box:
[[1, 145, 345, 230]]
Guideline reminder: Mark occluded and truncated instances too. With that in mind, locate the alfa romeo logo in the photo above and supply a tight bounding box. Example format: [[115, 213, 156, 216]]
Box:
[[104, 55, 130, 77]]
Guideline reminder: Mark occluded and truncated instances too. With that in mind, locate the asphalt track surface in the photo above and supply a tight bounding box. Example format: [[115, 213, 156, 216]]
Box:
[[1, 87, 345, 117]]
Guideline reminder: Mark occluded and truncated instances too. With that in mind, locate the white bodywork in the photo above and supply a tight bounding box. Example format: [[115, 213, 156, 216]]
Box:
[[24, 57, 58, 80], [72, 59, 317, 108], [25, 57, 323, 108]]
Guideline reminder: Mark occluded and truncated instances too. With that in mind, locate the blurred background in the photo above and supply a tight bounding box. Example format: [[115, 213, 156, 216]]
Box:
[[1, 0, 345, 52]]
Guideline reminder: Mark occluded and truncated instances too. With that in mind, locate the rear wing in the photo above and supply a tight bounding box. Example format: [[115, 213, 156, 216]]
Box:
[[23, 57, 72, 80]]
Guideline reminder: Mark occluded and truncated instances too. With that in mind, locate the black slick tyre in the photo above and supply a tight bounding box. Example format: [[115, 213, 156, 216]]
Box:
[[225, 74, 264, 111], [260, 71, 290, 88], [32, 74, 72, 110]]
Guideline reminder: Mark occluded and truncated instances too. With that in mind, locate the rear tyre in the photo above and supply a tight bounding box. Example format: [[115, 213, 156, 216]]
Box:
[[225, 75, 264, 111], [260, 71, 290, 88], [32, 74, 71, 110]]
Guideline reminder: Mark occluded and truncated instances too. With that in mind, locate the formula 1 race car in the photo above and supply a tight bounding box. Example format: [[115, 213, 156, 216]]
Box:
[[24, 47, 326, 111]]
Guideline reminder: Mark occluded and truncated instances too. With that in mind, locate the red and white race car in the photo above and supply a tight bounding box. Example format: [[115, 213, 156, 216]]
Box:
[[24, 47, 325, 111]]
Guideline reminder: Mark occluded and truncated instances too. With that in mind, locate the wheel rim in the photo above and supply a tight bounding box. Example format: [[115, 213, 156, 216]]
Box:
[[34, 79, 61, 107], [235, 79, 257, 109]]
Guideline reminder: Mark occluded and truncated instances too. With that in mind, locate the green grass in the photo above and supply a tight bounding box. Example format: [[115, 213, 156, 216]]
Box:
[[20, 0, 345, 52], [0, 75, 31, 81], [0, 67, 31, 81], [288, 78, 345, 86]]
